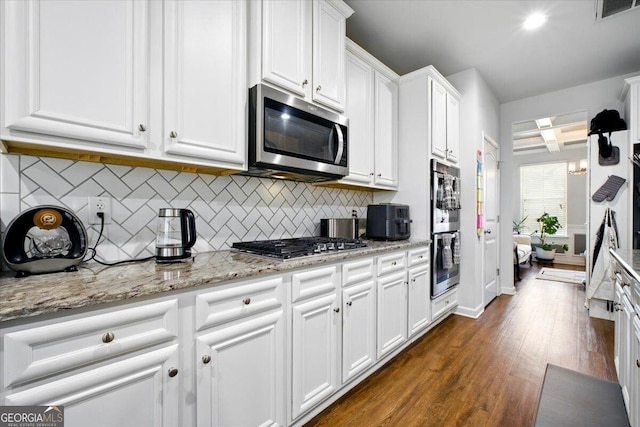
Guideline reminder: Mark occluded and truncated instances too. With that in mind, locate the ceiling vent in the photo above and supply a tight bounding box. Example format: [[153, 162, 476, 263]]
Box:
[[595, 0, 640, 20]]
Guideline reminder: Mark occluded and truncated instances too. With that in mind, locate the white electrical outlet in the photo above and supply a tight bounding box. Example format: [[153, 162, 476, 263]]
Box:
[[88, 196, 112, 224]]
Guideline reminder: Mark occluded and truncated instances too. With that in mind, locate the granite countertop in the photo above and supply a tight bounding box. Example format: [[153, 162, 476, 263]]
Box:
[[0, 239, 429, 323], [609, 248, 640, 283]]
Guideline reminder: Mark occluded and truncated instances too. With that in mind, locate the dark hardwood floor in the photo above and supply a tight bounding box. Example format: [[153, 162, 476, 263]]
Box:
[[305, 262, 616, 427]]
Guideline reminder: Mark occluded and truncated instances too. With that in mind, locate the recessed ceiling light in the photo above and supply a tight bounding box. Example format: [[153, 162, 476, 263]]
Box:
[[523, 12, 547, 30]]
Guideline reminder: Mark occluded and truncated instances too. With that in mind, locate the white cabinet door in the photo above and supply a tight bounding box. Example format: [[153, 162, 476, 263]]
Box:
[[312, 0, 346, 111], [374, 72, 399, 188], [343, 50, 374, 185], [261, 0, 312, 98], [446, 93, 460, 163], [430, 78, 447, 159], [196, 311, 285, 427], [377, 271, 407, 359], [342, 280, 376, 383], [621, 294, 633, 412], [2, 0, 149, 150], [615, 283, 623, 376], [407, 265, 431, 337], [631, 315, 640, 427], [4, 346, 179, 427], [163, 0, 246, 170], [291, 292, 340, 420]]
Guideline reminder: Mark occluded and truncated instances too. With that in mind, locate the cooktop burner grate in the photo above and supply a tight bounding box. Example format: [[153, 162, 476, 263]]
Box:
[[232, 237, 368, 260]]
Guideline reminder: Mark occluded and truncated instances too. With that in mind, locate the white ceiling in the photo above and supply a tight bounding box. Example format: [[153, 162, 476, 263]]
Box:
[[344, 0, 640, 103]]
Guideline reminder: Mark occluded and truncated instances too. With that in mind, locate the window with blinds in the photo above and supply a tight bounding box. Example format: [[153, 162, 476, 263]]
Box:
[[519, 162, 567, 236]]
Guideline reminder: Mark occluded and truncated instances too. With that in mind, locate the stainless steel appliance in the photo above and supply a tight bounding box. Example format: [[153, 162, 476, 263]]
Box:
[[431, 160, 460, 233], [432, 231, 460, 298], [320, 218, 361, 239], [244, 84, 349, 183], [155, 208, 197, 262], [366, 204, 411, 240], [232, 237, 367, 260], [2, 205, 88, 277], [431, 160, 461, 298]]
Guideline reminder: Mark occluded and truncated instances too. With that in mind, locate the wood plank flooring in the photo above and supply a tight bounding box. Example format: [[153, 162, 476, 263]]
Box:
[[305, 262, 616, 427]]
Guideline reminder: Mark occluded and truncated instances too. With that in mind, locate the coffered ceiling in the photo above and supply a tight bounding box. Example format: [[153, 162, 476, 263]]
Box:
[[344, 0, 640, 103], [512, 111, 588, 154]]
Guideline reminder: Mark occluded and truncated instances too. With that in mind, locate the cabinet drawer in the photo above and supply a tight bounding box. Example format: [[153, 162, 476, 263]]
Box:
[[195, 276, 284, 331], [3, 299, 178, 388], [292, 265, 338, 303], [408, 247, 429, 267], [432, 289, 458, 320], [377, 252, 406, 276], [343, 258, 374, 287]]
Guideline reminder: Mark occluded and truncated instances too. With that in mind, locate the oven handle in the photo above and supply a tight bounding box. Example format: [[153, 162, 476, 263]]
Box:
[[333, 124, 344, 165]]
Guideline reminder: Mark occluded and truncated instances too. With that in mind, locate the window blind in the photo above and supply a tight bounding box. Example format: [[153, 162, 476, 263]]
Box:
[[519, 162, 567, 236]]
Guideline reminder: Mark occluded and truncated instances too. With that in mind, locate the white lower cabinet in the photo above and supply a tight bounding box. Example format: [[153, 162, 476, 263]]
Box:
[[193, 276, 286, 427], [432, 287, 458, 321], [290, 266, 340, 421], [195, 312, 285, 427], [1, 299, 180, 427], [631, 315, 640, 427], [377, 271, 408, 359], [407, 264, 431, 337], [342, 259, 376, 383]]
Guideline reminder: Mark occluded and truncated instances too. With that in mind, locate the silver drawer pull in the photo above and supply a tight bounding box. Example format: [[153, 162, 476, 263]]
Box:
[[302, 79, 308, 88], [168, 368, 178, 377], [169, 131, 178, 138], [243, 298, 251, 305], [316, 85, 322, 93], [102, 332, 115, 343], [346, 301, 353, 306], [391, 261, 397, 266], [334, 307, 340, 313], [202, 355, 212, 364], [138, 124, 146, 132]]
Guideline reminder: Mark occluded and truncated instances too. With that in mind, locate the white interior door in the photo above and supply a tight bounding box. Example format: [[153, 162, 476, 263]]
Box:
[[483, 135, 500, 306]]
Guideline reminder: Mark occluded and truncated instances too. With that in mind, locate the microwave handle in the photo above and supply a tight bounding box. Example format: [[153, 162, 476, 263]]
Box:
[[333, 124, 344, 165]]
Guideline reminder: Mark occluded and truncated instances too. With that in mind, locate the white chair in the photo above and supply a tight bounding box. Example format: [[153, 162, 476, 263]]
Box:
[[513, 234, 532, 281]]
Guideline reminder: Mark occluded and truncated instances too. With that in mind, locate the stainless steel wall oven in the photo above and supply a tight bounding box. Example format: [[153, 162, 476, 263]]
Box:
[[431, 160, 461, 298]]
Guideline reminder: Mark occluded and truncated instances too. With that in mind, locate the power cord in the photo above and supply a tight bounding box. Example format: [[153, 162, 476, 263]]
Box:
[[84, 212, 155, 266]]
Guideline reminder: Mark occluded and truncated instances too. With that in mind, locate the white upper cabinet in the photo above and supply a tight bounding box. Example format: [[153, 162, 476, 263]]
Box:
[[374, 72, 399, 188], [339, 39, 398, 190], [1, 0, 150, 151], [1, 0, 247, 173], [163, 0, 246, 169], [261, 0, 312, 98], [312, 1, 348, 111], [253, 0, 353, 112], [343, 50, 375, 185], [429, 75, 461, 163]]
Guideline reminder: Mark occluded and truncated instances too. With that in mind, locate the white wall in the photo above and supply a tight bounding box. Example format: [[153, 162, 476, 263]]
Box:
[[447, 68, 500, 318], [499, 71, 640, 293]]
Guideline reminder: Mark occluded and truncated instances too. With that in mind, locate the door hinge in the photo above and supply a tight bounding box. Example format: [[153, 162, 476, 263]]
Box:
[[496, 268, 500, 276]]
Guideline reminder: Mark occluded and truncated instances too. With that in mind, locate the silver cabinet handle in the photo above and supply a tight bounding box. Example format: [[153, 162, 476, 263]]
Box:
[[316, 85, 322, 93], [302, 79, 308, 88], [138, 124, 146, 132], [243, 297, 251, 305], [346, 301, 353, 306], [637, 359, 640, 368], [369, 172, 374, 176], [202, 355, 212, 364], [169, 131, 178, 138], [484, 229, 492, 234], [418, 255, 423, 259], [377, 173, 382, 177], [102, 332, 115, 343], [333, 307, 340, 313], [168, 368, 178, 377], [391, 261, 397, 266]]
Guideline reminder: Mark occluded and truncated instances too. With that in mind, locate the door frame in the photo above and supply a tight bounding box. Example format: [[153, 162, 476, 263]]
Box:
[[482, 132, 501, 302]]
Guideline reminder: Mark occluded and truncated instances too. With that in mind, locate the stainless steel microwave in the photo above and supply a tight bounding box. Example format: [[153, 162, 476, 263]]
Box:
[[244, 84, 349, 183]]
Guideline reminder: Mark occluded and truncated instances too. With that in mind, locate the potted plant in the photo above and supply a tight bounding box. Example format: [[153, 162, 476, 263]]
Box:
[[533, 212, 567, 260], [512, 216, 528, 234]]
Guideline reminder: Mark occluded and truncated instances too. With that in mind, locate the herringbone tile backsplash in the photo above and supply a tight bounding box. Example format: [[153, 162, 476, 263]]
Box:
[[0, 155, 372, 264]]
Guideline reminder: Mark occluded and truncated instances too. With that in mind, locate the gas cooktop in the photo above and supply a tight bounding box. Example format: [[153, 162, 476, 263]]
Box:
[[231, 237, 368, 260]]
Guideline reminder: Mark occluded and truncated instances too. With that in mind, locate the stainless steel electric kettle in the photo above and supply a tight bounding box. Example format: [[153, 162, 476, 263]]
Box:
[[155, 208, 196, 262]]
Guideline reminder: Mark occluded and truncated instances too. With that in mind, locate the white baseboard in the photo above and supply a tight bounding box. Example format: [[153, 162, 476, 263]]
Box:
[[455, 303, 484, 319]]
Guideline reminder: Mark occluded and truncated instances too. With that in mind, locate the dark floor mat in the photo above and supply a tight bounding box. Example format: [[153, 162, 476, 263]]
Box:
[[534, 364, 629, 427]]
